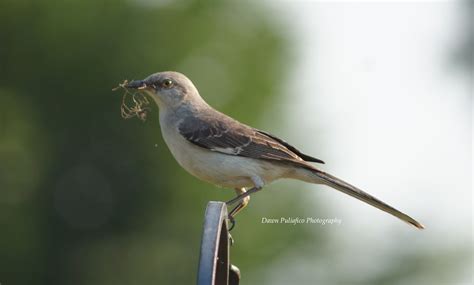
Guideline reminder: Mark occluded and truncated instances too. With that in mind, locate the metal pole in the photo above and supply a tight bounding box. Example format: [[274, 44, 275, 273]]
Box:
[[197, 201, 240, 285]]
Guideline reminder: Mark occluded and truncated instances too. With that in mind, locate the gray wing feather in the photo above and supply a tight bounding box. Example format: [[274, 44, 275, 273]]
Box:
[[178, 114, 315, 164], [256, 130, 324, 164]]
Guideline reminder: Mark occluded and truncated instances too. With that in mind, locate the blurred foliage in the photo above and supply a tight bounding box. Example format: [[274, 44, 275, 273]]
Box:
[[0, 0, 322, 284]]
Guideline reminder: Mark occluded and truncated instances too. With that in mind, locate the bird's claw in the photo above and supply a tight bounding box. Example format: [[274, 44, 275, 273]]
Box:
[[227, 214, 236, 232], [227, 214, 235, 246]]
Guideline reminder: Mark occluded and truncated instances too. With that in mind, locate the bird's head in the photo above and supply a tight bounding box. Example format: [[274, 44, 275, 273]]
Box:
[[125, 71, 200, 109]]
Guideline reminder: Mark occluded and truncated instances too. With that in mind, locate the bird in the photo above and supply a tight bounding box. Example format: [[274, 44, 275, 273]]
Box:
[[123, 71, 424, 230]]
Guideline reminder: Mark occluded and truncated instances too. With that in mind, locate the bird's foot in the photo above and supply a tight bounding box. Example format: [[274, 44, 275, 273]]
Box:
[[227, 214, 236, 232]]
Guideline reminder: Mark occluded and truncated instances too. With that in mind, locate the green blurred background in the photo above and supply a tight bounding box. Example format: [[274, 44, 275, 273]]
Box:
[[0, 1, 320, 284], [0, 0, 471, 285]]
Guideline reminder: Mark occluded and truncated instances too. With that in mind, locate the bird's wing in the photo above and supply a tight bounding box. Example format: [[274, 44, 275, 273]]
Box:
[[178, 115, 318, 165], [255, 130, 324, 164]]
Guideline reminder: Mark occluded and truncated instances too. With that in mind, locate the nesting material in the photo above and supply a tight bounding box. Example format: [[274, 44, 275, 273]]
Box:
[[113, 80, 150, 122]]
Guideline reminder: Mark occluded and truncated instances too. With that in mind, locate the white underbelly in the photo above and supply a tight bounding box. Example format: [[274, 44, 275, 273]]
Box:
[[159, 119, 288, 188]]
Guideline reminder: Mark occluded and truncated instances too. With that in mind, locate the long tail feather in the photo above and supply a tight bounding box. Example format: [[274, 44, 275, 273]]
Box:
[[313, 170, 424, 229]]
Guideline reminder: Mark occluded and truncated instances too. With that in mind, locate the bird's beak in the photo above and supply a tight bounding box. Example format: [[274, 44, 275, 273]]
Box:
[[125, 80, 148, 90]]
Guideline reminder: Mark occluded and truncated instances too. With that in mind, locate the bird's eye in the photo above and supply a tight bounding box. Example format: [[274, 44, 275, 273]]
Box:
[[162, 79, 174, 88]]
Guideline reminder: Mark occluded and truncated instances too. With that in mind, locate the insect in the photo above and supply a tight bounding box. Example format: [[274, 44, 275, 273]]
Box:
[[113, 80, 151, 122]]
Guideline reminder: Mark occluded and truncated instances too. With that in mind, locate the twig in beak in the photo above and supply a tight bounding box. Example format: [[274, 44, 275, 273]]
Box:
[[113, 80, 151, 122]]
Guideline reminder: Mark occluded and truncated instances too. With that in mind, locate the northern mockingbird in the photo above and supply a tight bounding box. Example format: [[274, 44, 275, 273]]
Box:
[[124, 71, 424, 230]]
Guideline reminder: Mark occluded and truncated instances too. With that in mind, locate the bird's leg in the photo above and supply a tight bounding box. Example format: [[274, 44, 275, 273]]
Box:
[[226, 178, 264, 231], [227, 188, 251, 231], [226, 185, 262, 206]]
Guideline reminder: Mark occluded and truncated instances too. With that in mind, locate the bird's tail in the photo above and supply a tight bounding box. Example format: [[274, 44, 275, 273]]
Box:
[[298, 167, 425, 229]]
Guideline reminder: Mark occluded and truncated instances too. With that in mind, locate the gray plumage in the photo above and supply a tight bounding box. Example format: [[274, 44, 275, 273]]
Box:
[[178, 112, 325, 166]]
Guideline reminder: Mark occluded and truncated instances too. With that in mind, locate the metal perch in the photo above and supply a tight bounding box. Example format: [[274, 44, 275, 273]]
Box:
[[197, 201, 240, 285]]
